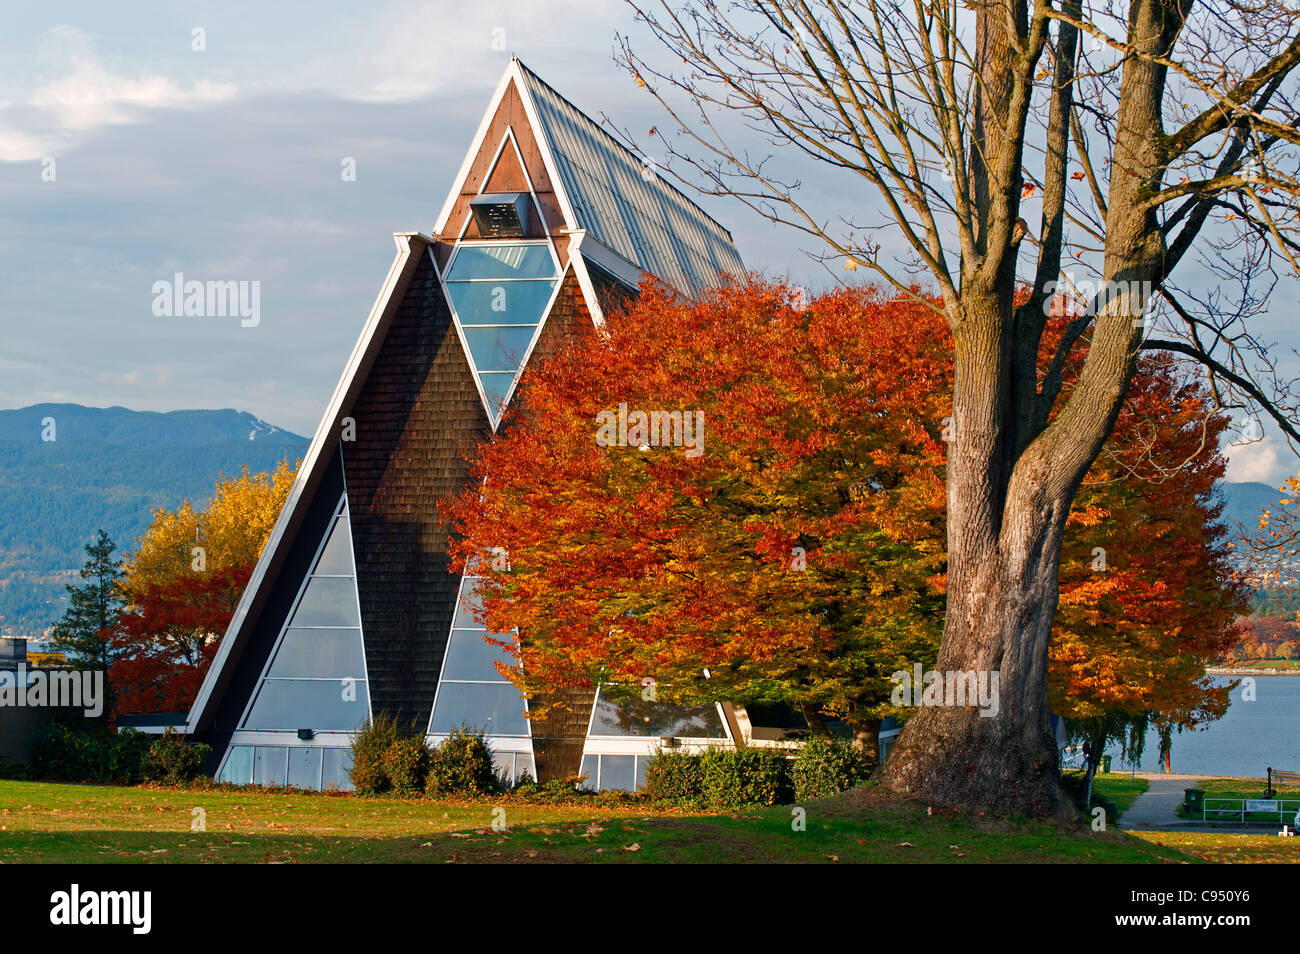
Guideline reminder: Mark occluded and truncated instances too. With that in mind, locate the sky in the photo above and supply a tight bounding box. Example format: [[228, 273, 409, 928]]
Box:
[[0, 1, 1295, 484]]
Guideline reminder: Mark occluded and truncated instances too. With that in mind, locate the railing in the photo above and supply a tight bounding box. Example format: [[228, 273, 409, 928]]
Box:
[[1199, 797, 1300, 824]]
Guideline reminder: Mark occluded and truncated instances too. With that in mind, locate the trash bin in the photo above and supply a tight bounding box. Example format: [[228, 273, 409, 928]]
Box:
[[1099, 755, 1112, 774], [1184, 788, 1205, 814]]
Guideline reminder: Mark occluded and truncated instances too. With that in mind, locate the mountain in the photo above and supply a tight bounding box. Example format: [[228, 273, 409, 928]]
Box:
[[1217, 480, 1283, 535], [0, 404, 307, 637]]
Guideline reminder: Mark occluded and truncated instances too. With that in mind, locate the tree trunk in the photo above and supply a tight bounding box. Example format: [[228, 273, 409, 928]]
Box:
[[881, 535, 1074, 818], [849, 717, 881, 760]]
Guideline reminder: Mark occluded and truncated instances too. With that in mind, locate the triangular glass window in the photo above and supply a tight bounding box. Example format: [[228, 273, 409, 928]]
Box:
[[443, 238, 560, 425], [241, 498, 370, 732], [428, 575, 531, 739]]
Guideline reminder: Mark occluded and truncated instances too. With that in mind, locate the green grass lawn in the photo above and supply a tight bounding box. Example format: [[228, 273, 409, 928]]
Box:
[[1089, 772, 1149, 820], [0, 779, 1195, 864]]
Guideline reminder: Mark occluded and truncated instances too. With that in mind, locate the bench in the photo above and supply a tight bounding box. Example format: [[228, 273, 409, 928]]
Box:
[[1265, 767, 1300, 798]]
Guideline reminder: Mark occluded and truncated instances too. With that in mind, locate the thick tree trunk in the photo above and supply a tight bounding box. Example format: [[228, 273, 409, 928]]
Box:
[[882, 288, 1082, 819], [882, 525, 1074, 818]]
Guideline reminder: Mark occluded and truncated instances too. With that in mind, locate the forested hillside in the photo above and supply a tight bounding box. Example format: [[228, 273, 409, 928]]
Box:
[[0, 404, 306, 636]]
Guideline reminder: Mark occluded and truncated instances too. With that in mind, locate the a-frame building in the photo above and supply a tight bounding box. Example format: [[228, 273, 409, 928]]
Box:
[[184, 59, 747, 791]]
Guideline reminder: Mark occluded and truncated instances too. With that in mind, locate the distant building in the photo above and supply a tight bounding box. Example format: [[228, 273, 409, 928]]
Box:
[[185, 60, 754, 792]]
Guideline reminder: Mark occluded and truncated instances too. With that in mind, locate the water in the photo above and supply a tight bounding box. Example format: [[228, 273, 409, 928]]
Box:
[[1104, 675, 1300, 777]]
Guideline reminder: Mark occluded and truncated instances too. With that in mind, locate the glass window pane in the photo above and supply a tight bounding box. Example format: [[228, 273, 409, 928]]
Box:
[[599, 754, 636, 792], [447, 244, 558, 281], [447, 280, 557, 328], [441, 629, 515, 682], [287, 746, 323, 789], [218, 744, 253, 785], [453, 578, 486, 628], [253, 745, 287, 787], [492, 750, 516, 785], [322, 748, 354, 792], [244, 678, 370, 731], [588, 694, 728, 738], [268, 628, 365, 679], [516, 753, 535, 785], [635, 755, 649, 792], [461, 325, 540, 372], [289, 577, 360, 628], [580, 754, 598, 791], [313, 517, 354, 576], [477, 373, 516, 415], [429, 682, 528, 737]]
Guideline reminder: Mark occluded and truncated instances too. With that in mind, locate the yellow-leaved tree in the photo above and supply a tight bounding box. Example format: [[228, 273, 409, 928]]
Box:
[[114, 461, 297, 714]]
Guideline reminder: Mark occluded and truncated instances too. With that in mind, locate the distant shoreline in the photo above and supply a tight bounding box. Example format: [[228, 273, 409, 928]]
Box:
[[1206, 667, 1300, 676]]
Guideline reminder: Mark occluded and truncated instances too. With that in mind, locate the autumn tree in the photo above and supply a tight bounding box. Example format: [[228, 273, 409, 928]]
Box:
[[444, 282, 950, 754], [113, 461, 296, 712], [618, 0, 1300, 815]]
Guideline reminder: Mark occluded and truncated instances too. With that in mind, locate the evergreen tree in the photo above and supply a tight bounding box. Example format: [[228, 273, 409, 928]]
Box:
[[51, 529, 126, 708]]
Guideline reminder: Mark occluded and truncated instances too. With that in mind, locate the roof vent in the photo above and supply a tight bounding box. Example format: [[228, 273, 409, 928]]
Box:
[[470, 192, 532, 238]]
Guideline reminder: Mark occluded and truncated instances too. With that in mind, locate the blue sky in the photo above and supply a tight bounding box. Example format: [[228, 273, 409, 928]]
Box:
[[0, 1, 1295, 484]]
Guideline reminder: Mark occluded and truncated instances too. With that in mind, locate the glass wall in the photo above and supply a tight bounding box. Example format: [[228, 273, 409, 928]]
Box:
[[427, 575, 531, 739], [579, 689, 732, 792], [241, 500, 369, 733], [217, 744, 354, 791], [586, 690, 729, 739]]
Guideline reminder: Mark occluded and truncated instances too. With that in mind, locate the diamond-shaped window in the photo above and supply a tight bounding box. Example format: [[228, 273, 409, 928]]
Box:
[[444, 241, 560, 424]]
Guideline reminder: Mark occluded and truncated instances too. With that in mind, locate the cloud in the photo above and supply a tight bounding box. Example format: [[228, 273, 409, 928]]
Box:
[[1225, 435, 1288, 484], [297, 0, 626, 103], [0, 26, 236, 161]]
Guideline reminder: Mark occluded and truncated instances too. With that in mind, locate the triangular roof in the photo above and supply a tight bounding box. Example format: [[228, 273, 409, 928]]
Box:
[[186, 61, 745, 736], [435, 58, 745, 297]]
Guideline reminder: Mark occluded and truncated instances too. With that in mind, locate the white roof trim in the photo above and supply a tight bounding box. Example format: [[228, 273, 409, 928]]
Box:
[[187, 233, 429, 732], [433, 64, 516, 236]]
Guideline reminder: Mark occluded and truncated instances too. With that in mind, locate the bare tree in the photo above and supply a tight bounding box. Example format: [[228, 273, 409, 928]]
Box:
[[617, 0, 1300, 816]]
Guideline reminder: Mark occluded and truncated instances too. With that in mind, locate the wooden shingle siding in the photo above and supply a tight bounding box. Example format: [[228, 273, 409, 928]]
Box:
[[344, 251, 490, 726], [530, 687, 598, 782]]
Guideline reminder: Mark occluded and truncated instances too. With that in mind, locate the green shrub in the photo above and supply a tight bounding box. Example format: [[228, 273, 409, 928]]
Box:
[[109, 729, 155, 784], [382, 735, 431, 797], [509, 776, 585, 803], [644, 749, 705, 802], [0, 761, 31, 780], [349, 714, 402, 795], [31, 722, 111, 781], [791, 736, 874, 801], [700, 747, 793, 807], [426, 726, 499, 797], [141, 730, 210, 785]]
